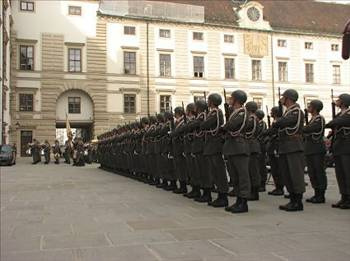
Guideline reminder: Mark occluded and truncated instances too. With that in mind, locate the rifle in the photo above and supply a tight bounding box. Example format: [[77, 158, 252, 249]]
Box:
[[203, 91, 209, 113], [331, 89, 336, 119], [170, 106, 175, 131], [303, 97, 309, 125], [182, 101, 187, 123], [266, 105, 271, 128], [277, 87, 283, 117], [223, 88, 230, 122]]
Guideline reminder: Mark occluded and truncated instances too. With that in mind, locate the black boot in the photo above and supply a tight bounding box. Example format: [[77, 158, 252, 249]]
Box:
[[160, 179, 168, 189], [173, 181, 187, 194], [210, 193, 228, 208], [306, 190, 317, 203], [164, 180, 177, 191], [310, 189, 326, 204], [225, 197, 241, 212], [247, 188, 259, 201], [268, 187, 284, 196], [332, 194, 346, 208], [285, 193, 304, 212], [194, 188, 212, 203], [228, 188, 237, 197], [339, 195, 350, 209], [156, 179, 164, 188], [279, 194, 294, 211], [149, 177, 158, 186], [231, 197, 248, 213], [184, 186, 200, 199]]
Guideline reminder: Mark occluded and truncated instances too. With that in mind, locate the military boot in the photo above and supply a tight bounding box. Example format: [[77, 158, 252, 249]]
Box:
[[164, 180, 177, 191], [210, 193, 228, 208], [268, 187, 284, 196], [309, 189, 326, 204], [194, 188, 212, 203], [332, 194, 346, 208], [306, 190, 317, 203], [160, 179, 168, 189], [225, 197, 241, 212], [279, 194, 294, 211], [231, 197, 248, 214], [247, 188, 259, 201], [184, 186, 200, 199], [285, 194, 304, 212], [173, 181, 187, 194], [228, 188, 237, 197], [339, 195, 350, 209]]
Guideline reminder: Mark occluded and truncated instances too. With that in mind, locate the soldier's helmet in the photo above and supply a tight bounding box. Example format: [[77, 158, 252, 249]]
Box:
[[256, 109, 265, 119], [231, 90, 247, 104], [339, 93, 350, 107], [156, 112, 165, 122], [174, 106, 184, 116], [245, 101, 258, 113], [195, 100, 207, 112], [141, 117, 149, 125], [163, 111, 173, 121], [186, 103, 195, 114], [309, 99, 323, 112], [208, 93, 222, 106], [271, 106, 280, 117], [282, 89, 299, 102], [149, 116, 157, 124]]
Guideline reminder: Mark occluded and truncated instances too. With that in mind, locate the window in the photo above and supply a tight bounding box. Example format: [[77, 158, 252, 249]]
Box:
[[193, 32, 203, 41], [159, 29, 171, 38], [277, 39, 287, 47], [69, 6, 81, 16], [193, 56, 204, 78], [68, 48, 81, 72], [278, 62, 288, 82], [252, 60, 262, 81], [331, 44, 339, 51], [253, 97, 263, 110], [305, 42, 313, 50], [159, 54, 171, 77], [124, 52, 136, 75], [124, 94, 136, 114], [224, 34, 234, 43], [194, 96, 205, 103], [124, 26, 136, 35], [224, 58, 235, 79], [20, 45, 34, 70], [19, 94, 33, 112], [305, 63, 314, 83], [68, 97, 81, 114], [332, 65, 341, 84], [160, 95, 171, 113], [20, 1, 34, 11]]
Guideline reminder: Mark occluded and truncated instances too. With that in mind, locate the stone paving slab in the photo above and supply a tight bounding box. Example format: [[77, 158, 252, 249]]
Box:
[[1, 158, 350, 261]]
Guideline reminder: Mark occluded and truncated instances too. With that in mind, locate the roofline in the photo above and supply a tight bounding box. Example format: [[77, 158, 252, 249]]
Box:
[[97, 11, 343, 39]]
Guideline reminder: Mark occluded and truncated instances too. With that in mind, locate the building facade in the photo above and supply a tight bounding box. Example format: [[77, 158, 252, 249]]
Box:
[[7, 0, 350, 156]]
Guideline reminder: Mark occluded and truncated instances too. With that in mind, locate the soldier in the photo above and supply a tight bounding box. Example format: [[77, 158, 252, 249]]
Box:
[[43, 140, 51, 164], [273, 89, 305, 212], [63, 140, 72, 164], [266, 107, 284, 196], [53, 140, 61, 164], [171, 107, 188, 194], [245, 101, 261, 201], [256, 109, 268, 192], [223, 90, 250, 213], [303, 100, 327, 204], [325, 93, 350, 209], [30, 139, 41, 164], [200, 93, 229, 208]]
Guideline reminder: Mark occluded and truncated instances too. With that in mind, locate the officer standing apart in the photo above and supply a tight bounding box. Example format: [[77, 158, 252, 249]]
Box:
[[325, 93, 350, 209], [273, 89, 305, 212], [303, 100, 327, 204]]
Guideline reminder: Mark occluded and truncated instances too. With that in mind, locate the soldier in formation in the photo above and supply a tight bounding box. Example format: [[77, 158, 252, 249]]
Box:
[[97, 89, 350, 212]]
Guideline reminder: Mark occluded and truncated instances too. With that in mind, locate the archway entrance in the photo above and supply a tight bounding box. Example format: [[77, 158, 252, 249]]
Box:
[[55, 89, 94, 144]]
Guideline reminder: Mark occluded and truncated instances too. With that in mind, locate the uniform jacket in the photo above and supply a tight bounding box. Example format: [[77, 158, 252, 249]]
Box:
[[200, 108, 224, 155], [303, 114, 326, 155]]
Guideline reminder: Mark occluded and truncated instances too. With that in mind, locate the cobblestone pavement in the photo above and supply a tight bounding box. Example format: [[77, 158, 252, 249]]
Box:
[[1, 158, 350, 261]]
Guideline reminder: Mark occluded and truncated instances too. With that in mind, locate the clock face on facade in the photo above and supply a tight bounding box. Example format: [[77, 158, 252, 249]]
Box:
[[247, 7, 260, 22]]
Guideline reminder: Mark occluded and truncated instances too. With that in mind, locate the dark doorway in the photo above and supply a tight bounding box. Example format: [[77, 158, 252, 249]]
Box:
[[56, 122, 93, 144], [20, 130, 32, 157]]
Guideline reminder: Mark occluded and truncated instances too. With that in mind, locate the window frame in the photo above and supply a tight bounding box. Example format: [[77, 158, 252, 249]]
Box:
[[277, 39, 287, 47], [252, 97, 263, 110], [68, 48, 82, 73], [123, 51, 136, 75], [224, 34, 234, 43], [19, 45, 34, 71], [332, 64, 341, 84], [193, 32, 204, 41], [19, 93, 34, 112], [124, 26, 136, 35], [331, 44, 339, 52], [68, 6, 82, 16], [20, 1, 34, 12], [68, 97, 81, 114], [305, 63, 314, 83], [159, 29, 171, 38], [224, 57, 235, 79], [193, 56, 204, 78], [123, 94, 136, 114], [159, 53, 171, 77], [278, 61, 288, 82], [304, 42, 313, 50], [159, 95, 171, 113], [251, 59, 262, 81]]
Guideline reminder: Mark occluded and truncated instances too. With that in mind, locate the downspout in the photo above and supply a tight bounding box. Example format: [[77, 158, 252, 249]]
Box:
[[146, 22, 150, 116], [270, 32, 276, 106]]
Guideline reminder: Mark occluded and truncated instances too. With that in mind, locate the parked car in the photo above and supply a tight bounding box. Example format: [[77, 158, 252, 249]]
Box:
[[0, 144, 16, 166]]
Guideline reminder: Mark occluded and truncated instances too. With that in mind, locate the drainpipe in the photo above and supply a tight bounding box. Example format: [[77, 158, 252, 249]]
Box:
[[146, 22, 150, 116], [0, 4, 4, 144], [270, 32, 276, 106]]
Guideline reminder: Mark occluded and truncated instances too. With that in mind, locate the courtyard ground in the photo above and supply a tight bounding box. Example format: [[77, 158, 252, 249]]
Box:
[[1, 158, 349, 261]]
